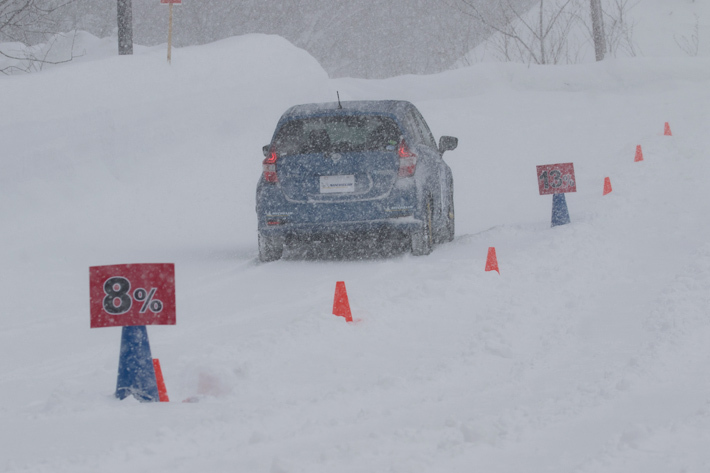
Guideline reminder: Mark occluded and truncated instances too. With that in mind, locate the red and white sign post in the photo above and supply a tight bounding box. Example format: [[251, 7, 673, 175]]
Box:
[[90, 263, 176, 402], [536, 162, 576, 227], [161, 0, 181, 64]]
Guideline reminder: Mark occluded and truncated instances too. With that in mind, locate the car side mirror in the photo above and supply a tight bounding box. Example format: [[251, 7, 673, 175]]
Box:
[[262, 145, 270, 158], [439, 136, 458, 154]]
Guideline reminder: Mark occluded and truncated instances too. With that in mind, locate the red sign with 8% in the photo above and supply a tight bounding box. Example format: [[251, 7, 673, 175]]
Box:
[[90, 263, 176, 328]]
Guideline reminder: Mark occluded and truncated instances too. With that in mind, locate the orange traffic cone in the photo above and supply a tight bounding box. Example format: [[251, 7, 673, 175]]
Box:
[[333, 281, 353, 322], [485, 247, 499, 274], [664, 122, 672, 136], [634, 145, 644, 162], [152, 359, 169, 402], [603, 177, 612, 195]]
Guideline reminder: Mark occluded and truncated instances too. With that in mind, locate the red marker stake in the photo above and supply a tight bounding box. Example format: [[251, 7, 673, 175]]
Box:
[[153, 359, 170, 402], [634, 145, 644, 162], [485, 247, 500, 274], [333, 281, 353, 322]]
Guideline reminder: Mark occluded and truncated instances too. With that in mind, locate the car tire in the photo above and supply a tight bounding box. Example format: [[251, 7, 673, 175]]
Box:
[[411, 197, 434, 256], [258, 233, 284, 262], [445, 186, 455, 242]]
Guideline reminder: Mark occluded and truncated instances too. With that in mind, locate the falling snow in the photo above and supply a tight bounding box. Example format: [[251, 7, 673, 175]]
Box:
[[1, 0, 710, 471]]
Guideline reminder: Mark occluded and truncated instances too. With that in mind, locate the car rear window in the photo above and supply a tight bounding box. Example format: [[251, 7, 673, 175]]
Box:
[[273, 115, 401, 155]]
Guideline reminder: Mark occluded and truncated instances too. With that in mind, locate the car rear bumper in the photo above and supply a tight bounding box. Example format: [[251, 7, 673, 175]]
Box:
[[258, 216, 421, 239], [256, 175, 423, 240]]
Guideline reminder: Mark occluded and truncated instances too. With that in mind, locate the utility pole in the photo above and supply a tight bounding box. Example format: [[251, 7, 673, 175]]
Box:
[[117, 0, 133, 55], [590, 0, 606, 61]]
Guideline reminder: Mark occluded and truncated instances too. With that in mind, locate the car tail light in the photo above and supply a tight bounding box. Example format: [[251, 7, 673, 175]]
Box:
[[398, 139, 417, 178], [263, 151, 278, 183]]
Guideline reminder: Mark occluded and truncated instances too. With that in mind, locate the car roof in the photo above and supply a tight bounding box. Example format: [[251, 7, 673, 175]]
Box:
[[279, 100, 414, 122]]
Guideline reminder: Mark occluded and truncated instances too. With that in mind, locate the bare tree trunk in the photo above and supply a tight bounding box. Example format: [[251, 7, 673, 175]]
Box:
[[590, 0, 605, 60], [539, 0, 545, 63], [117, 0, 132, 55]]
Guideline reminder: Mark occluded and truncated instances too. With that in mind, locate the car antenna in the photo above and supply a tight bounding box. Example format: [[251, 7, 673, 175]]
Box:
[[337, 91, 342, 109]]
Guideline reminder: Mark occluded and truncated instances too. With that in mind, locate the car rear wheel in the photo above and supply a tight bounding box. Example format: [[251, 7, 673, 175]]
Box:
[[411, 198, 434, 256], [258, 233, 284, 262], [445, 187, 455, 242]]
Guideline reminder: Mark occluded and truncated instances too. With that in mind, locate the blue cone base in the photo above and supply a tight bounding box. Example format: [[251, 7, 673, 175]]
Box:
[[551, 193, 571, 227], [116, 325, 159, 402]]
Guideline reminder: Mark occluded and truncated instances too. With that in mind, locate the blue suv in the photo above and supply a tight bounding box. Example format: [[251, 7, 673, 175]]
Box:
[[256, 100, 458, 262]]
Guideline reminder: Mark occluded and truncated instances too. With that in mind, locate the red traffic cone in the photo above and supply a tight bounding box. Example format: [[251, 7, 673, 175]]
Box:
[[485, 247, 499, 274], [634, 145, 644, 162], [152, 359, 169, 402], [333, 281, 353, 322], [603, 177, 612, 195], [664, 122, 672, 136]]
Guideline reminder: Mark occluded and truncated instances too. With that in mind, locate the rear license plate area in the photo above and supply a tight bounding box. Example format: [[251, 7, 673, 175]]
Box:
[[320, 175, 355, 194]]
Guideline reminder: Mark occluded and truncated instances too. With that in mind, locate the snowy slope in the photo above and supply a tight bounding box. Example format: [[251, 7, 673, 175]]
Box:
[[2, 7, 710, 473]]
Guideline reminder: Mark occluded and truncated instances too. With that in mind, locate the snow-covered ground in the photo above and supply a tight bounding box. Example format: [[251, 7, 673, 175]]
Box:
[[2, 1, 710, 471]]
